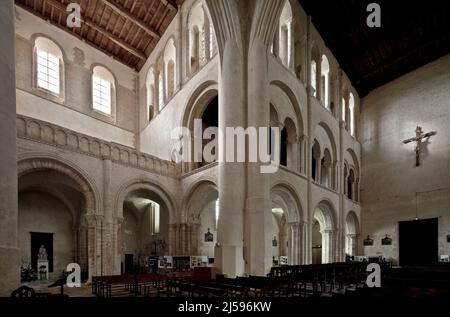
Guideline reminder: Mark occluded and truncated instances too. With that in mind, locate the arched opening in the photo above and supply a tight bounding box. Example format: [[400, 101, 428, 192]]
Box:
[[92, 65, 115, 116], [343, 164, 348, 197], [280, 127, 288, 167], [195, 95, 218, 169], [345, 211, 359, 258], [271, 184, 303, 265], [18, 164, 95, 282], [146, 67, 155, 121], [122, 189, 170, 275], [312, 220, 322, 264], [313, 203, 335, 264], [279, 1, 293, 68], [164, 38, 176, 100], [347, 169, 355, 201], [190, 26, 200, 74], [186, 182, 219, 261], [311, 140, 320, 182], [156, 59, 165, 109], [341, 97, 346, 122], [167, 60, 175, 99], [320, 148, 332, 188], [321, 55, 330, 108], [271, 208, 288, 266], [282, 118, 298, 170], [34, 36, 64, 97]]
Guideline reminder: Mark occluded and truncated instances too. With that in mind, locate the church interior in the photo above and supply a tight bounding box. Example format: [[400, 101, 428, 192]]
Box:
[[1, 0, 450, 299]]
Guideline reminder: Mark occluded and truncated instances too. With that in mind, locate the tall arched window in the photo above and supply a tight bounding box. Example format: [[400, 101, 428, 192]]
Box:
[[92, 65, 115, 116], [190, 26, 200, 73], [34, 37, 64, 97], [209, 23, 217, 58], [146, 67, 155, 121], [321, 55, 330, 108], [158, 71, 164, 109], [187, 1, 215, 75], [167, 61, 175, 100], [164, 38, 177, 101], [156, 58, 165, 109], [279, 1, 293, 68], [311, 61, 317, 97], [349, 93, 355, 136], [341, 97, 346, 122]]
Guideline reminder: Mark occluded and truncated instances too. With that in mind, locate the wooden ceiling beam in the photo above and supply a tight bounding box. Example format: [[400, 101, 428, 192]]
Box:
[[101, 0, 161, 39], [15, 1, 137, 69], [160, 0, 177, 11], [42, 0, 147, 61]]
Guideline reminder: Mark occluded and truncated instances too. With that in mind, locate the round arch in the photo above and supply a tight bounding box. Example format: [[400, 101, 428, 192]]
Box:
[[313, 199, 336, 231], [316, 122, 337, 160], [114, 178, 177, 224], [17, 154, 99, 213], [270, 80, 305, 136], [345, 210, 360, 256], [182, 179, 218, 223], [271, 182, 304, 224], [313, 199, 337, 264], [181, 80, 218, 130]]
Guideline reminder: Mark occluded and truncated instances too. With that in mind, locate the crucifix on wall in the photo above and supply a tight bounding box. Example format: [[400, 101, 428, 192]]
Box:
[[402, 126, 436, 166]]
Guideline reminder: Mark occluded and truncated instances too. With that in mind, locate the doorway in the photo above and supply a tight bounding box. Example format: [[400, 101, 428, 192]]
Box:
[[399, 218, 438, 266], [125, 254, 134, 274]]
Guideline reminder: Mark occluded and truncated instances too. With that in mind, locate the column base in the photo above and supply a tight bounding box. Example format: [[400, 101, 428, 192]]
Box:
[[215, 244, 244, 278], [0, 246, 20, 297]]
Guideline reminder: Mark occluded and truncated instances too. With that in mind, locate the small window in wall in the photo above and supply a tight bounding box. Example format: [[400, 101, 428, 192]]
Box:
[[92, 76, 111, 115], [34, 37, 64, 97], [92, 66, 114, 116], [37, 51, 60, 94]]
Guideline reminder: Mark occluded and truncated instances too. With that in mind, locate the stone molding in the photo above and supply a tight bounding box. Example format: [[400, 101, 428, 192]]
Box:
[[17, 115, 180, 177]]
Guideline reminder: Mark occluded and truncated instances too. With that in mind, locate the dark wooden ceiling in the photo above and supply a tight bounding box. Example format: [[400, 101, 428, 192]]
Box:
[[15, 0, 182, 70], [298, 0, 450, 97]]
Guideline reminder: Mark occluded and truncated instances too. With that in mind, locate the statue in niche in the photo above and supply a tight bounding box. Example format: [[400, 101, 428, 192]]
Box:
[[38, 245, 48, 261]]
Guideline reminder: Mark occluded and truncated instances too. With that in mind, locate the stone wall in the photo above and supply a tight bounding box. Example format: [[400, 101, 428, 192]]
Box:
[[361, 54, 450, 263], [18, 191, 75, 279]]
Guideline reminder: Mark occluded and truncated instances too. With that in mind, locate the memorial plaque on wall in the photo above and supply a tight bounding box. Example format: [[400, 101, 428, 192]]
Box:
[[381, 235, 392, 245], [204, 228, 213, 242], [363, 235, 373, 246]]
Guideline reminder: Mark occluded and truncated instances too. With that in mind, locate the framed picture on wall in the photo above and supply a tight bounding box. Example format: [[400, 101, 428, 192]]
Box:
[[363, 235, 373, 246], [382, 235, 392, 245]]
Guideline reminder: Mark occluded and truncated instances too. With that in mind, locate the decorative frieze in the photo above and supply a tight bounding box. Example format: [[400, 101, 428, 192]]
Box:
[[17, 115, 180, 177]]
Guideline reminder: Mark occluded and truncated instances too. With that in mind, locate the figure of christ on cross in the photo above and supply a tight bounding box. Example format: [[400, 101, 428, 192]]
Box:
[[402, 126, 437, 166]]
